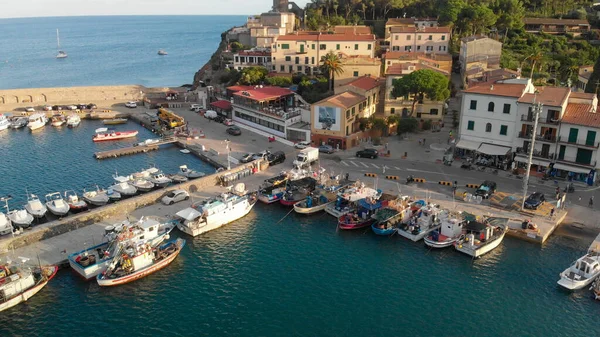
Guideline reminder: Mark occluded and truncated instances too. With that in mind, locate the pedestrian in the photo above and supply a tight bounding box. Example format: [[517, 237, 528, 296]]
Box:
[[418, 139, 422, 146], [385, 142, 388, 150], [423, 138, 426, 146], [550, 208, 555, 218], [345, 172, 349, 181], [590, 196, 594, 207]]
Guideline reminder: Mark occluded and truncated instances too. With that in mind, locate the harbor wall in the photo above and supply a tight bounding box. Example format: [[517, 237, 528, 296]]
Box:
[[0, 160, 264, 253]]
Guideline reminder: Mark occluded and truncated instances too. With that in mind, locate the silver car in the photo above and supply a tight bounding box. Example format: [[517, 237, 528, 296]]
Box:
[[161, 189, 190, 205]]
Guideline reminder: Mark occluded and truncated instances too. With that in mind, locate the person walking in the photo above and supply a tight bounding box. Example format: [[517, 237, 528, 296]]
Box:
[[550, 208, 555, 219], [590, 196, 594, 207]]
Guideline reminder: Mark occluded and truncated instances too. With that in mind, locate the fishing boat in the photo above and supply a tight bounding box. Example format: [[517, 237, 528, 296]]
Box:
[[591, 278, 600, 300], [257, 174, 288, 204], [158, 49, 168, 56], [27, 113, 48, 131], [371, 206, 403, 236], [111, 175, 138, 196], [0, 114, 10, 131], [63, 190, 88, 212], [56, 29, 67, 59], [280, 177, 317, 206], [7, 210, 33, 229], [396, 202, 444, 242], [105, 188, 121, 202], [69, 217, 176, 281], [10, 117, 28, 129], [103, 118, 128, 125], [97, 238, 184, 287], [557, 253, 600, 290], [44, 192, 70, 216], [92, 128, 138, 142], [325, 181, 382, 218], [175, 183, 257, 237], [82, 186, 110, 206], [168, 174, 188, 183], [0, 263, 58, 313], [178, 165, 205, 178], [24, 194, 47, 219], [454, 220, 508, 258], [66, 114, 81, 127], [50, 114, 66, 127], [424, 212, 470, 248], [130, 177, 154, 192], [149, 172, 172, 188], [293, 190, 336, 215], [338, 197, 387, 230]]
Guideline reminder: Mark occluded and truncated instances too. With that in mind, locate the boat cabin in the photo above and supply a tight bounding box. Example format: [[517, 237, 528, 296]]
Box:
[[572, 256, 600, 278]]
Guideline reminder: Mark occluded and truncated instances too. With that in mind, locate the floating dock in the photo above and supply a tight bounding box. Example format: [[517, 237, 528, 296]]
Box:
[[94, 138, 178, 159]]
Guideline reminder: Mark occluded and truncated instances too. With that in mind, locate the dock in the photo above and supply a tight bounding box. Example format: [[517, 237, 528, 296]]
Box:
[[94, 137, 179, 159]]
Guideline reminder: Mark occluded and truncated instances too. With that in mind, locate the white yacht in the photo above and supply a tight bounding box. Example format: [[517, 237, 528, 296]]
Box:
[[454, 220, 508, 258], [0, 114, 10, 131], [56, 29, 67, 59], [176, 183, 257, 237], [24, 194, 47, 219], [7, 209, 34, 228], [178, 165, 205, 178], [111, 175, 137, 196], [45, 192, 70, 216], [149, 172, 172, 188], [10, 117, 28, 129], [557, 253, 600, 290], [66, 114, 81, 127], [27, 113, 48, 131], [82, 186, 110, 206]]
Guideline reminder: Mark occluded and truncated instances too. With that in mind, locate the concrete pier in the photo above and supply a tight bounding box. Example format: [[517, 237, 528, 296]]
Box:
[[93, 137, 178, 159]]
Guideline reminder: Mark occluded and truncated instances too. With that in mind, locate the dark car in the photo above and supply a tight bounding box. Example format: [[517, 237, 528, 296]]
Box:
[[77, 104, 87, 110], [474, 180, 497, 199], [52, 105, 62, 111], [267, 151, 286, 166], [524, 192, 545, 210], [356, 148, 379, 159], [214, 115, 226, 123], [240, 153, 255, 163], [226, 126, 242, 136], [87, 103, 97, 109], [318, 145, 334, 154]]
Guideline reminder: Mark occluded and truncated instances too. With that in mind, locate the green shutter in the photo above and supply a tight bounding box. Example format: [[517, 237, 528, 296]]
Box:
[[576, 148, 593, 165], [300, 44, 304, 53], [568, 128, 579, 143], [281, 44, 289, 49], [500, 125, 507, 135], [586, 130, 597, 146], [558, 145, 565, 160], [467, 121, 474, 130], [336, 44, 340, 50]]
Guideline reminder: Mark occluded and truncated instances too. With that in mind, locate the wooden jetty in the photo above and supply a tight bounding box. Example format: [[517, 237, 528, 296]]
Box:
[[94, 138, 179, 159]]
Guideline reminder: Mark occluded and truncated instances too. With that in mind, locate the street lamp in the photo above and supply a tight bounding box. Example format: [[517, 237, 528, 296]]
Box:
[[521, 92, 543, 211], [224, 138, 231, 170]]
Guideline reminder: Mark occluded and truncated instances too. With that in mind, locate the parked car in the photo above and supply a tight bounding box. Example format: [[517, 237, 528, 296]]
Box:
[[204, 110, 218, 119], [66, 105, 78, 110], [43, 105, 53, 111], [52, 105, 62, 111], [524, 192, 545, 210], [161, 189, 190, 205], [294, 141, 311, 149], [356, 148, 379, 159], [223, 119, 234, 126], [125, 101, 137, 108], [267, 151, 286, 166], [252, 151, 270, 161], [240, 153, 256, 163], [318, 145, 334, 154], [24, 107, 35, 112], [226, 126, 242, 136], [77, 104, 87, 110], [190, 104, 202, 111], [214, 115, 226, 123], [474, 180, 497, 199], [87, 103, 97, 109]]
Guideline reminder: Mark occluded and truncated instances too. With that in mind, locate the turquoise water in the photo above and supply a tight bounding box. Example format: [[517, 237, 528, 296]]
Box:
[[0, 15, 246, 89], [0, 120, 213, 207], [0, 204, 599, 336]]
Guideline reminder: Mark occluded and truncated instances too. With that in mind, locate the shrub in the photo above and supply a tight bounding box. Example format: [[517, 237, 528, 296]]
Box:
[[266, 76, 292, 87], [422, 120, 432, 130]]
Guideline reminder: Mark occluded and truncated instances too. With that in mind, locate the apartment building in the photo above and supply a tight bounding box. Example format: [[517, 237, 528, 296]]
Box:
[[334, 75, 383, 119], [389, 26, 450, 53], [384, 17, 439, 42], [459, 35, 502, 86], [334, 55, 382, 87], [232, 50, 273, 71], [383, 51, 452, 74], [576, 65, 594, 92], [247, 12, 296, 48]]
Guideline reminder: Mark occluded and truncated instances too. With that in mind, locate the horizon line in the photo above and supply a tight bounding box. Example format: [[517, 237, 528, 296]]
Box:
[[0, 14, 252, 20]]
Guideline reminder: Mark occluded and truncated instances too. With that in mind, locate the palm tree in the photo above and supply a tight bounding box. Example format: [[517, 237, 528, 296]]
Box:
[[320, 51, 344, 91], [529, 47, 543, 80]]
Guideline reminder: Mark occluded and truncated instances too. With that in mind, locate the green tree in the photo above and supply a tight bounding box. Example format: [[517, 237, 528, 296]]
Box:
[[320, 51, 344, 91], [391, 69, 450, 117], [397, 118, 419, 136], [370, 116, 388, 133], [491, 0, 525, 42], [266, 76, 293, 87], [438, 0, 466, 26], [239, 67, 268, 85], [585, 57, 600, 94], [387, 114, 401, 127]]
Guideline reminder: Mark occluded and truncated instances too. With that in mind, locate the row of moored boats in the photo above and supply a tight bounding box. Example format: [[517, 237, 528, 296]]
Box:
[[0, 113, 82, 131]]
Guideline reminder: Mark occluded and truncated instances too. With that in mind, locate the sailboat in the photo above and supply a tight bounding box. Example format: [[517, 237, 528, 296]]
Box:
[[56, 29, 67, 59]]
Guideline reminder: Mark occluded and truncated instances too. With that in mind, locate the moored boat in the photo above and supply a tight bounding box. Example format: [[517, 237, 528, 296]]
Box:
[[149, 172, 172, 188], [324, 181, 382, 218], [103, 118, 128, 125], [7, 209, 34, 228], [130, 177, 154, 192], [10, 117, 28, 129], [27, 113, 48, 131], [50, 114, 66, 127], [0, 212, 11, 236], [0, 264, 58, 313], [0, 114, 10, 131], [168, 174, 188, 183], [66, 114, 81, 127], [454, 220, 508, 258], [424, 212, 470, 248], [24, 194, 47, 219], [44, 192, 70, 216], [257, 174, 288, 204], [396, 202, 444, 242], [111, 175, 137, 196], [82, 186, 110, 206], [338, 197, 386, 230], [92, 129, 138, 142], [557, 253, 600, 290], [64, 190, 88, 212], [591, 278, 600, 300], [293, 190, 336, 214], [178, 165, 205, 178], [97, 238, 184, 286], [280, 177, 317, 206]]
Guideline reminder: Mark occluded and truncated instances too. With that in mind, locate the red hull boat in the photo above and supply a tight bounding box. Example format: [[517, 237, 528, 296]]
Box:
[[338, 213, 376, 230]]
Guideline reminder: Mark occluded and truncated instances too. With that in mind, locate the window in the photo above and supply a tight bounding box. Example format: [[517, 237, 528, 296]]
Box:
[[404, 46, 411, 51], [288, 65, 293, 72], [346, 110, 350, 118], [438, 46, 443, 51], [334, 44, 339, 50], [353, 71, 359, 77], [503, 104, 511, 114], [428, 35, 432, 40], [407, 35, 411, 40], [305, 57, 309, 64], [319, 44, 326, 50], [295, 57, 299, 64], [352, 107, 356, 115], [235, 56, 239, 63], [354, 44, 359, 50], [297, 66, 302, 71], [488, 102, 495, 112], [442, 35, 446, 41], [280, 65, 285, 71], [418, 35, 422, 40], [281, 44, 290, 49], [485, 123, 492, 132], [368, 44, 372, 50], [469, 100, 477, 110], [430, 109, 439, 115], [500, 125, 508, 135], [311, 44, 315, 50], [285, 56, 291, 62], [391, 108, 396, 114], [311, 57, 315, 64], [467, 121, 474, 130], [395, 35, 399, 40], [417, 46, 421, 51]]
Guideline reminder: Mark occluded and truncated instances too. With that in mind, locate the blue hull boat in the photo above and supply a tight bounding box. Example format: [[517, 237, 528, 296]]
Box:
[[371, 223, 396, 236]]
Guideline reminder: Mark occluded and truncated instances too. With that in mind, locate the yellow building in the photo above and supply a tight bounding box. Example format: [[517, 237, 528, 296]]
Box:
[[334, 76, 383, 119], [384, 17, 439, 42], [383, 51, 451, 74], [272, 31, 376, 75], [247, 12, 296, 48], [335, 55, 382, 87]]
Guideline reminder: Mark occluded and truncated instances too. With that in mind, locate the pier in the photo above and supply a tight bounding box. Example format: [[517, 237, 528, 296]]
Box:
[[94, 137, 179, 159]]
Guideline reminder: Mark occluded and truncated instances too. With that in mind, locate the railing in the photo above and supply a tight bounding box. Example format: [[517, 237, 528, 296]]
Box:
[[232, 101, 303, 120], [556, 158, 596, 167], [558, 136, 600, 148], [520, 114, 559, 124], [515, 147, 554, 160], [517, 132, 557, 143]]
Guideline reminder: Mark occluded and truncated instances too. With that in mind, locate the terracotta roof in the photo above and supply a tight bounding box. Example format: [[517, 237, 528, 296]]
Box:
[[517, 87, 570, 106], [227, 85, 255, 92], [237, 51, 271, 56], [460, 35, 499, 43], [561, 104, 600, 127], [569, 92, 596, 100], [344, 76, 383, 91], [333, 26, 372, 35], [316, 91, 366, 108], [229, 86, 294, 101], [210, 100, 232, 110], [463, 83, 527, 98], [390, 26, 450, 34], [523, 18, 590, 26], [385, 18, 415, 26], [277, 32, 375, 42], [385, 63, 448, 76]]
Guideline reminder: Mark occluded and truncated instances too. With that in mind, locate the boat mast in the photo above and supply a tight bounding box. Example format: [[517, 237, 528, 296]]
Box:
[[56, 29, 60, 50]]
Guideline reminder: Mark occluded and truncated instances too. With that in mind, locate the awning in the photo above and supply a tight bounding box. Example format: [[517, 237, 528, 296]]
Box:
[[176, 208, 202, 221], [210, 100, 232, 110], [456, 139, 480, 151], [514, 156, 550, 166], [477, 143, 511, 156], [553, 163, 595, 174]]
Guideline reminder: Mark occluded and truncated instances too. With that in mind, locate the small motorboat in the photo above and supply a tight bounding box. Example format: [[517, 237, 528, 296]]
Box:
[[10, 117, 28, 129], [178, 165, 205, 178], [82, 186, 110, 206], [180, 149, 191, 154], [103, 118, 128, 125], [64, 190, 88, 212], [396, 202, 444, 242], [0, 212, 12, 236], [111, 175, 137, 196], [66, 114, 81, 127], [130, 178, 155, 192], [168, 174, 188, 183], [50, 114, 66, 127], [0, 263, 58, 313], [92, 129, 138, 142], [135, 138, 160, 147], [45, 192, 70, 216], [454, 221, 508, 258], [158, 49, 168, 56], [24, 194, 47, 219], [257, 175, 288, 204], [149, 172, 172, 188], [280, 177, 317, 207], [7, 209, 34, 228], [97, 238, 185, 287], [0, 114, 10, 131], [557, 253, 600, 290], [424, 212, 466, 248], [27, 113, 48, 131]]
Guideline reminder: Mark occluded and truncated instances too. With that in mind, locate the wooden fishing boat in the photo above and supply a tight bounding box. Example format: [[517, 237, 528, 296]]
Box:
[[293, 191, 336, 214], [97, 238, 185, 286], [338, 197, 387, 230], [279, 177, 316, 206], [0, 264, 58, 313]]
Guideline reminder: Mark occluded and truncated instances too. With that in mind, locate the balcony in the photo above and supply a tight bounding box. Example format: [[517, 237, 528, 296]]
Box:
[[515, 147, 554, 160], [556, 158, 596, 168], [558, 136, 600, 148], [517, 132, 557, 143], [520, 114, 559, 125]]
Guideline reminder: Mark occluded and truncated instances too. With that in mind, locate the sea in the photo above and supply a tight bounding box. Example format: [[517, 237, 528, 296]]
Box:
[[0, 16, 600, 337]]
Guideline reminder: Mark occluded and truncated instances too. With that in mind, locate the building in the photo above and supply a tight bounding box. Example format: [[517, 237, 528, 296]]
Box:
[[247, 12, 296, 48], [459, 35, 502, 86], [389, 26, 450, 53], [227, 85, 311, 141], [334, 75, 383, 119], [335, 55, 382, 87], [523, 18, 591, 35], [383, 51, 452, 74], [576, 65, 594, 92], [232, 50, 273, 71], [272, 31, 376, 75], [311, 91, 368, 149], [333, 25, 373, 35], [227, 27, 252, 47], [384, 17, 439, 42]]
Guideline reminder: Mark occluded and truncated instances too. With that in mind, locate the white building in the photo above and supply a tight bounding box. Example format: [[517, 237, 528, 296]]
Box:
[[232, 50, 273, 71]]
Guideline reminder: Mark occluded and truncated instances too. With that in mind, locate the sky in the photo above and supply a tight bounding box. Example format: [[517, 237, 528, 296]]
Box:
[[0, 0, 311, 19]]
